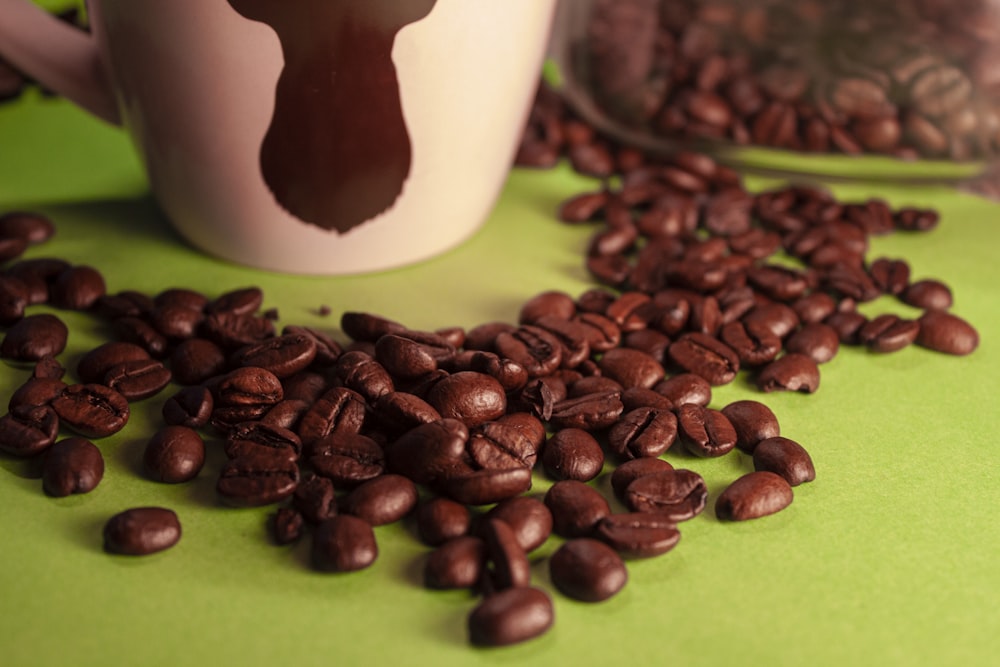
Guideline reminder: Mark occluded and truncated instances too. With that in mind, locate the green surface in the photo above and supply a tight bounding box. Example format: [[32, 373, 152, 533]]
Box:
[[1, 84, 999, 667]]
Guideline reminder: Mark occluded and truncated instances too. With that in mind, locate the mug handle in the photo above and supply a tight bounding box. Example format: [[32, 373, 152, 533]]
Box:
[[0, 0, 119, 125]]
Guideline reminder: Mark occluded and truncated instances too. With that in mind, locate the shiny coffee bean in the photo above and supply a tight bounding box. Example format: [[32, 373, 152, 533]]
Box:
[[161, 386, 214, 429], [231, 332, 317, 379], [859, 314, 920, 352], [103, 507, 181, 556], [753, 436, 816, 486], [170, 338, 227, 385], [542, 428, 604, 481], [77, 341, 151, 384], [342, 474, 418, 526], [607, 407, 678, 460], [0, 405, 60, 457], [756, 354, 820, 393], [677, 404, 737, 458], [103, 358, 172, 401], [653, 373, 711, 407], [385, 418, 469, 485], [598, 347, 665, 389], [549, 538, 627, 603], [51, 383, 130, 438], [784, 323, 840, 364], [144, 425, 206, 483], [594, 513, 681, 559], [544, 480, 611, 538], [721, 400, 781, 453], [416, 497, 471, 546], [481, 518, 531, 590], [467, 587, 554, 647], [292, 474, 337, 524], [312, 515, 378, 572], [609, 457, 674, 501], [436, 466, 533, 507], [216, 452, 299, 507], [42, 437, 104, 496], [426, 372, 507, 429], [668, 333, 739, 386], [309, 432, 385, 487], [424, 536, 486, 590], [1, 313, 68, 362], [716, 472, 794, 521], [916, 311, 979, 356], [467, 421, 540, 471], [483, 496, 553, 553], [623, 469, 708, 521]]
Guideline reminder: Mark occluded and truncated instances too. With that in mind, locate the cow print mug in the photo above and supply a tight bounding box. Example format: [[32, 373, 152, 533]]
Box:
[[0, 0, 557, 273]]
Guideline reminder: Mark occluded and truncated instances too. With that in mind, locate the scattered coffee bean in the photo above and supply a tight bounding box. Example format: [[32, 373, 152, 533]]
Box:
[[425, 536, 486, 590], [467, 587, 554, 647], [144, 425, 206, 483], [915, 311, 980, 356], [103, 507, 181, 556], [721, 400, 780, 454], [716, 472, 794, 521], [41, 437, 104, 496], [549, 538, 628, 602], [312, 515, 378, 572], [594, 512, 681, 559], [753, 437, 816, 486]]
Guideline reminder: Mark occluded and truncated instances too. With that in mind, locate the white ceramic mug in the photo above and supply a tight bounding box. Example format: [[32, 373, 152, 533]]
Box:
[[0, 0, 557, 274]]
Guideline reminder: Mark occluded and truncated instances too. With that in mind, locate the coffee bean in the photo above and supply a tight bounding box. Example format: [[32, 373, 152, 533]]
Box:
[[161, 386, 214, 428], [719, 320, 782, 367], [900, 279, 953, 310], [677, 404, 737, 458], [309, 432, 385, 487], [623, 469, 708, 521], [206, 286, 263, 317], [597, 347, 665, 389], [721, 400, 780, 453], [169, 338, 227, 385], [858, 314, 920, 352], [424, 536, 487, 590], [1, 313, 68, 362], [467, 420, 540, 471], [916, 311, 979, 356], [77, 341, 151, 384], [342, 474, 418, 526], [548, 390, 624, 431], [0, 405, 60, 456], [144, 426, 206, 483], [296, 386, 367, 444], [542, 428, 604, 481], [42, 437, 104, 496], [467, 587, 553, 647], [544, 480, 611, 538], [227, 421, 302, 459], [824, 310, 869, 345], [480, 518, 531, 590], [272, 507, 305, 545], [51, 383, 130, 438], [334, 351, 394, 402], [312, 515, 378, 572], [494, 325, 563, 378], [426, 372, 506, 429], [216, 452, 299, 507], [7, 377, 66, 411], [609, 457, 674, 502], [519, 290, 577, 324], [103, 507, 181, 556], [549, 538, 627, 603], [784, 323, 840, 364], [607, 407, 677, 460], [716, 471, 794, 521], [50, 265, 105, 310], [668, 332, 739, 386], [292, 474, 337, 524], [231, 332, 317, 379], [753, 436, 816, 486], [652, 373, 711, 408], [594, 512, 681, 559], [0, 210, 56, 244], [103, 358, 172, 401], [385, 418, 468, 485], [756, 354, 820, 393], [483, 496, 553, 553], [416, 497, 471, 547], [437, 466, 533, 507]]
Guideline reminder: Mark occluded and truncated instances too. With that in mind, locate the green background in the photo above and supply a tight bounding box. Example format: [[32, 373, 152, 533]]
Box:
[[2, 12, 1000, 666]]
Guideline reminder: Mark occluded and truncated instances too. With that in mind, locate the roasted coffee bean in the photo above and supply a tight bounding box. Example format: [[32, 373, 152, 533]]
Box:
[[385, 419, 468, 485], [153, 287, 208, 312], [542, 428, 604, 481], [858, 314, 920, 353], [112, 316, 169, 357], [296, 387, 367, 444], [1, 313, 68, 362], [623, 469, 708, 522], [653, 373, 711, 408], [573, 311, 621, 352], [869, 258, 911, 295], [494, 325, 563, 378], [668, 332, 739, 386], [483, 496, 553, 553], [227, 421, 302, 458], [747, 265, 810, 302], [205, 286, 263, 316], [716, 472, 794, 521], [292, 474, 337, 524], [677, 404, 737, 458], [50, 265, 105, 310], [753, 437, 816, 486], [901, 279, 953, 310], [213, 366, 283, 408], [0, 275, 30, 325], [425, 536, 487, 590], [597, 347, 665, 390], [342, 474, 418, 526], [719, 320, 782, 367], [741, 303, 800, 339], [824, 310, 869, 345], [148, 304, 203, 340], [169, 338, 227, 385], [7, 377, 66, 411], [548, 390, 624, 431], [103, 358, 172, 401], [425, 371, 506, 429], [467, 587, 553, 647], [721, 400, 781, 453], [495, 412, 547, 452], [340, 311, 406, 342], [544, 480, 611, 538], [549, 538, 627, 603], [792, 292, 837, 325], [231, 333, 317, 379], [916, 310, 979, 356], [756, 354, 821, 393], [619, 386, 674, 413], [261, 399, 311, 430], [594, 512, 681, 559], [32, 356, 65, 381], [51, 383, 129, 438], [374, 334, 439, 379], [41, 437, 104, 496], [0, 210, 56, 244], [607, 407, 677, 460], [94, 290, 153, 319], [468, 421, 539, 471], [310, 432, 385, 486], [519, 290, 577, 324], [481, 518, 531, 590], [372, 391, 441, 435], [161, 386, 214, 429], [311, 515, 378, 572], [103, 507, 181, 556], [144, 426, 206, 483], [417, 497, 471, 546], [437, 466, 533, 507], [282, 325, 342, 367], [272, 507, 305, 545], [216, 452, 299, 507], [462, 321, 515, 352], [0, 404, 59, 456], [784, 323, 840, 364], [77, 342, 151, 384], [334, 351, 394, 402], [609, 457, 674, 502]]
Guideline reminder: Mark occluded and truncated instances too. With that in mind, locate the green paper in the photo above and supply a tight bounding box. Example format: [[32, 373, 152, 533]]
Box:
[[1, 86, 999, 667]]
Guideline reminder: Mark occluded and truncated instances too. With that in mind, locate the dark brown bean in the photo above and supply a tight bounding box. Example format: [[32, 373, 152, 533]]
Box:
[[425, 372, 506, 429], [721, 400, 781, 453], [481, 518, 531, 590], [859, 314, 920, 352], [544, 480, 611, 538], [292, 474, 337, 524], [216, 452, 299, 507], [342, 474, 418, 526], [607, 407, 677, 460], [542, 428, 604, 481], [144, 426, 206, 483], [653, 373, 711, 407], [901, 279, 953, 310], [483, 496, 553, 553], [312, 515, 378, 572], [424, 536, 486, 590], [1, 313, 68, 362], [668, 333, 739, 386], [42, 437, 104, 496], [623, 469, 708, 521], [594, 512, 681, 559], [467, 587, 554, 647], [437, 466, 533, 507], [103, 507, 181, 556], [677, 404, 737, 458], [716, 472, 794, 521], [753, 436, 816, 486], [416, 497, 471, 546], [756, 354, 821, 393], [549, 538, 627, 602], [915, 311, 979, 356], [103, 359, 172, 401], [784, 323, 840, 364], [51, 383, 130, 438], [0, 405, 60, 457]]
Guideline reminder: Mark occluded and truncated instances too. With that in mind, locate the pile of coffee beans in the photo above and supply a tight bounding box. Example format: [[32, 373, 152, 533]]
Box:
[[0, 73, 982, 651], [564, 0, 1000, 162]]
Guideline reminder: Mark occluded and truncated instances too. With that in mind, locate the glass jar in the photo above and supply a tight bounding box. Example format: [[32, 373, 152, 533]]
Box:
[[547, 0, 1000, 190]]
